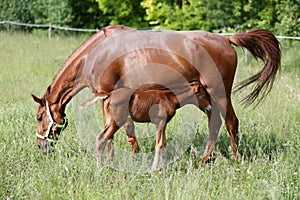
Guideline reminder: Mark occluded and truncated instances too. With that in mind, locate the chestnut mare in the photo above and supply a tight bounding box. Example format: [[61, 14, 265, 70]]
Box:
[[32, 25, 281, 161]]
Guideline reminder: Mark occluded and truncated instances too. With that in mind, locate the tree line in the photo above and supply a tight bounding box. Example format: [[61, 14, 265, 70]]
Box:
[[0, 0, 299, 36]]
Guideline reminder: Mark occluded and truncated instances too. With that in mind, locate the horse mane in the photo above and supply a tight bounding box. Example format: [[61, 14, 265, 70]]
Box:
[[52, 25, 135, 83]]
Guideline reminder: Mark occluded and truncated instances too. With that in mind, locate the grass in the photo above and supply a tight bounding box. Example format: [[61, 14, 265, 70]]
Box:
[[0, 32, 299, 199]]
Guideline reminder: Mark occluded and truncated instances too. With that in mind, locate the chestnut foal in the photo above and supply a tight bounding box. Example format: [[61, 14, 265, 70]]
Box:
[[82, 81, 211, 170]]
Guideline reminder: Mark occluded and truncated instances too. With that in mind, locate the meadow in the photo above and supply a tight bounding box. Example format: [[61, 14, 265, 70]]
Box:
[[0, 32, 299, 199]]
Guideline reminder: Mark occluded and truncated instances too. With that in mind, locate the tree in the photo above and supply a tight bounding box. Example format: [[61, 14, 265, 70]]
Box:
[[95, 0, 147, 28], [31, 0, 73, 26], [141, 0, 241, 31], [275, 0, 300, 36], [0, 0, 298, 35], [68, 0, 108, 29], [0, 0, 34, 30]]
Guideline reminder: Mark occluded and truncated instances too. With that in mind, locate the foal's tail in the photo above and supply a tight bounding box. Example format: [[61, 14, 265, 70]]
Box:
[[229, 29, 281, 105]]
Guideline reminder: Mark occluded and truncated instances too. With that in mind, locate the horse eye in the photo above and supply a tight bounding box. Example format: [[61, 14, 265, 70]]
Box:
[[37, 116, 43, 122]]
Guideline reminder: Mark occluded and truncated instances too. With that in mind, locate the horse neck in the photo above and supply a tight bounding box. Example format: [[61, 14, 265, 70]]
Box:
[[46, 29, 105, 108], [47, 26, 134, 108], [48, 57, 86, 110]]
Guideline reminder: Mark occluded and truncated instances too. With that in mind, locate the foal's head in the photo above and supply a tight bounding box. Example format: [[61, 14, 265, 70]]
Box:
[[31, 86, 67, 153], [190, 81, 211, 114]]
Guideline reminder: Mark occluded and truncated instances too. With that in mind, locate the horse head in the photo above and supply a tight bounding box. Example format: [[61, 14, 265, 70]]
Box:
[[31, 85, 68, 153]]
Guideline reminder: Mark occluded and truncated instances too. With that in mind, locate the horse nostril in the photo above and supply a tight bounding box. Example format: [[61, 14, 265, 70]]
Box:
[[37, 144, 42, 150]]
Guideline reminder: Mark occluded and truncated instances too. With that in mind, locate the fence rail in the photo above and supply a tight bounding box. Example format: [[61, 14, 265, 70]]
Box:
[[0, 20, 98, 38], [1, 20, 300, 40]]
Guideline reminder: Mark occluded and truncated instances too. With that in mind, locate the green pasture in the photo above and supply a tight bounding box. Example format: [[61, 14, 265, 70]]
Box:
[[0, 32, 299, 199]]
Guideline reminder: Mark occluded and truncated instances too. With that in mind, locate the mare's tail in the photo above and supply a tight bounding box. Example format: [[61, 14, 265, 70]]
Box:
[[229, 29, 281, 105]]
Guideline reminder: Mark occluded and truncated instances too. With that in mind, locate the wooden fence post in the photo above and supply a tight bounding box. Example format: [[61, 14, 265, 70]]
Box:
[[48, 24, 52, 39], [7, 19, 11, 34]]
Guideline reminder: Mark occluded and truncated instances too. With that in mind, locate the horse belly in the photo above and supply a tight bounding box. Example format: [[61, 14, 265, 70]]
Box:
[[129, 96, 152, 123]]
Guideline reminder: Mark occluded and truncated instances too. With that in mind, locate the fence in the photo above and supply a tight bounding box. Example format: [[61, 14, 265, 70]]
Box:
[[1, 20, 299, 62], [1, 20, 300, 39], [0, 20, 99, 38]]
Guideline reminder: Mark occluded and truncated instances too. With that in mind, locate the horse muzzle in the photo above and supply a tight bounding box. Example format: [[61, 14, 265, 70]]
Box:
[[36, 139, 53, 154]]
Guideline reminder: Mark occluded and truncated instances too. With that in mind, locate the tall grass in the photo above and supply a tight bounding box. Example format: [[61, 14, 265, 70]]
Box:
[[0, 32, 299, 199]]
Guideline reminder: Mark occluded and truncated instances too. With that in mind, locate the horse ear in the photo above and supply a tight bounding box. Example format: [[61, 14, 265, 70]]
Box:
[[190, 81, 200, 94], [45, 85, 51, 99], [31, 94, 43, 105]]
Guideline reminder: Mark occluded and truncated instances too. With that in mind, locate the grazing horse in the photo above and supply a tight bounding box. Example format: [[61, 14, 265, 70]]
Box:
[[80, 81, 210, 169], [32, 24, 281, 161]]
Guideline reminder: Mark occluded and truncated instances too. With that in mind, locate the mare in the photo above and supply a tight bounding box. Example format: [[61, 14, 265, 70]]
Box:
[[32, 25, 281, 161], [80, 81, 210, 170]]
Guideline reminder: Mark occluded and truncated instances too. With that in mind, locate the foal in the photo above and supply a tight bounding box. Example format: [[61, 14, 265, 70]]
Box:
[[83, 81, 211, 170]]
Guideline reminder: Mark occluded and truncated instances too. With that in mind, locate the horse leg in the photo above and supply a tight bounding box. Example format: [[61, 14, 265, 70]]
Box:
[[224, 101, 239, 159], [202, 100, 222, 161], [106, 136, 114, 157], [96, 122, 120, 163], [214, 96, 239, 159], [152, 121, 167, 171], [124, 118, 140, 153]]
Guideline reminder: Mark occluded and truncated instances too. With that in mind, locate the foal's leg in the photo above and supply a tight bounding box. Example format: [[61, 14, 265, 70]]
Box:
[[124, 118, 140, 153], [152, 121, 167, 171], [202, 100, 222, 161], [101, 98, 140, 153]]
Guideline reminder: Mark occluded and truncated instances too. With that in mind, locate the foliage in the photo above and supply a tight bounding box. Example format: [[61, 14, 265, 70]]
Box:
[[140, 0, 299, 33], [30, 0, 73, 26], [275, 0, 300, 36], [0, 0, 34, 22], [67, 0, 108, 29], [142, 0, 242, 31], [95, 0, 148, 28], [0, 0, 34, 30], [0, 0, 299, 34]]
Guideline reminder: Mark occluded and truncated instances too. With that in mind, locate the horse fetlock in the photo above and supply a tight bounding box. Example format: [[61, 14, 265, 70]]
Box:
[[228, 144, 239, 160], [202, 145, 215, 161]]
